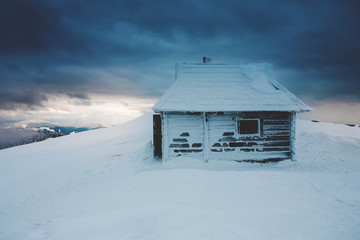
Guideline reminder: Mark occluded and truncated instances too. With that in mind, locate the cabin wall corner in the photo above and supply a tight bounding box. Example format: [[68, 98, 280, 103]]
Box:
[[290, 112, 296, 161], [161, 112, 168, 161]]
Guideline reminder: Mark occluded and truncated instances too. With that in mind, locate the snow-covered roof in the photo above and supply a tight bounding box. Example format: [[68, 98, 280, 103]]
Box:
[[153, 62, 312, 113]]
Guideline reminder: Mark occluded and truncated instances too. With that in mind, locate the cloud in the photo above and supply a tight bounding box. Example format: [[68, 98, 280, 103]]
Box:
[[0, 0, 84, 55], [0, 90, 47, 110], [0, 0, 359, 113], [67, 92, 90, 100]]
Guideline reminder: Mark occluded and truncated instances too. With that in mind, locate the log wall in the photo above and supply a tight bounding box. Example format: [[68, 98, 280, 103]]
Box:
[[163, 111, 293, 161], [166, 112, 204, 158], [207, 112, 292, 161]]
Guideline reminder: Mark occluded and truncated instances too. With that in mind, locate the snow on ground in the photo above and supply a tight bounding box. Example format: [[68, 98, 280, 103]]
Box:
[[0, 113, 359, 240]]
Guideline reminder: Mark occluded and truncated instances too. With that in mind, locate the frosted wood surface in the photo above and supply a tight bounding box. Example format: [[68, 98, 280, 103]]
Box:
[[167, 114, 204, 158], [164, 112, 292, 161], [207, 113, 291, 161]]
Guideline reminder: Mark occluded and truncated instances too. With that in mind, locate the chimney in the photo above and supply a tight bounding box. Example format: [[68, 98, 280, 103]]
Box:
[[203, 57, 212, 64]]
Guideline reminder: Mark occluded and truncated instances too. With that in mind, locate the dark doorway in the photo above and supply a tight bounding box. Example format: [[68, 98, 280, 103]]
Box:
[[153, 114, 162, 157]]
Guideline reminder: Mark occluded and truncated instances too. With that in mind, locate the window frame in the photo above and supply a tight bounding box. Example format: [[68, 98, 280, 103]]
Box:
[[236, 118, 260, 136]]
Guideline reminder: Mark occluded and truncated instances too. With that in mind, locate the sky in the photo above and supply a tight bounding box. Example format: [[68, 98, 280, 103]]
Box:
[[1, 0, 360, 126]]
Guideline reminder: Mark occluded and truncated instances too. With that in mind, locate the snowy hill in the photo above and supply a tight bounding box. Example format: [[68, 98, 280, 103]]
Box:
[[0, 113, 359, 240]]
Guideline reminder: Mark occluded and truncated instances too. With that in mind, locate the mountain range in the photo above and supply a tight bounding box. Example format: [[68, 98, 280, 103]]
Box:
[[0, 121, 105, 149]]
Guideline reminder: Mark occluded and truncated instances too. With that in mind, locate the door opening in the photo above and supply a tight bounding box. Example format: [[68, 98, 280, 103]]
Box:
[[153, 114, 162, 158]]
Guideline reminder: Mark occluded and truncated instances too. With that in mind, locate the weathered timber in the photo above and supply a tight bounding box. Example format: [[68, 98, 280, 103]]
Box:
[[223, 132, 234, 136], [162, 112, 168, 160], [204, 113, 209, 162], [256, 147, 290, 152], [212, 143, 221, 147], [180, 132, 190, 136], [229, 142, 257, 147], [236, 158, 290, 163], [224, 148, 235, 152], [211, 149, 223, 152], [263, 130, 290, 136], [208, 111, 292, 161], [167, 113, 204, 158], [262, 141, 290, 147], [207, 111, 290, 119], [218, 136, 237, 142], [214, 135, 290, 141], [174, 149, 203, 153], [173, 138, 188, 142], [290, 112, 296, 160], [264, 120, 289, 125], [168, 111, 202, 115], [240, 148, 255, 152], [192, 143, 202, 148], [263, 125, 290, 131], [169, 143, 190, 148], [162, 111, 295, 161]]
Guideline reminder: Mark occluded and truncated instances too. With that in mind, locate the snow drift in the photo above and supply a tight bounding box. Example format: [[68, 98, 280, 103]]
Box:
[[0, 113, 359, 240]]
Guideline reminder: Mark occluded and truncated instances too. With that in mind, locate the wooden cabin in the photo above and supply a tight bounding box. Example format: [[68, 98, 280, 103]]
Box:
[[152, 60, 312, 162]]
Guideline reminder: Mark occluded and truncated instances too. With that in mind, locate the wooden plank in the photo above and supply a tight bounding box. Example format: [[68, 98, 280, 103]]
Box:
[[210, 145, 291, 151], [167, 116, 204, 121], [166, 113, 204, 159], [264, 120, 289, 125], [209, 139, 290, 144], [208, 129, 236, 134], [208, 124, 235, 128], [167, 130, 204, 134], [169, 134, 203, 139], [240, 112, 290, 119], [169, 143, 190, 148], [262, 141, 291, 147], [204, 113, 209, 162], [173, 149, 203, 153], [209, 135, 291, 142], [290, 112, 296, 161], [228, 142, 257, 147], [256, 147, 291, 152], [263, 130, 290, 136], [168, 122, 203, 127], [206, 112, 294, 161], [167, 112, 202, 116], [162, 112, 168, 161], [263, 125, 290, 131]]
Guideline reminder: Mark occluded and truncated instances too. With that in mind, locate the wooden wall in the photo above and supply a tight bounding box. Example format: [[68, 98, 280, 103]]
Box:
[[165, 113, 204, 158], [207, 112, 292, 161], [162, 111, 294, 161]]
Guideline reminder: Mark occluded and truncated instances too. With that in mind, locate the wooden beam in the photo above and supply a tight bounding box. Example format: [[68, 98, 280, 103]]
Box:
[[290, 112, 296, 161], [162, 112, 168, 161], [204, 112, 209, 162]]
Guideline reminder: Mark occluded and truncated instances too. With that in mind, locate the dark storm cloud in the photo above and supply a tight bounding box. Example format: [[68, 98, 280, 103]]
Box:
[[0, 0, 84, 55], [0, 90, 47, 110], [67, 92, 90, 100], [0, 0, 359, 110]]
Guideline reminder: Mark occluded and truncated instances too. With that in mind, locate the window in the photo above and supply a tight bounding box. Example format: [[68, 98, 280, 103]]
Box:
[[237, 119, 260, 135]]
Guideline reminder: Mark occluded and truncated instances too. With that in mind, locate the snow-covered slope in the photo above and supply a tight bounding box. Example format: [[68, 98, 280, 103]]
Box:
[[0, 113, 359, 240]]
